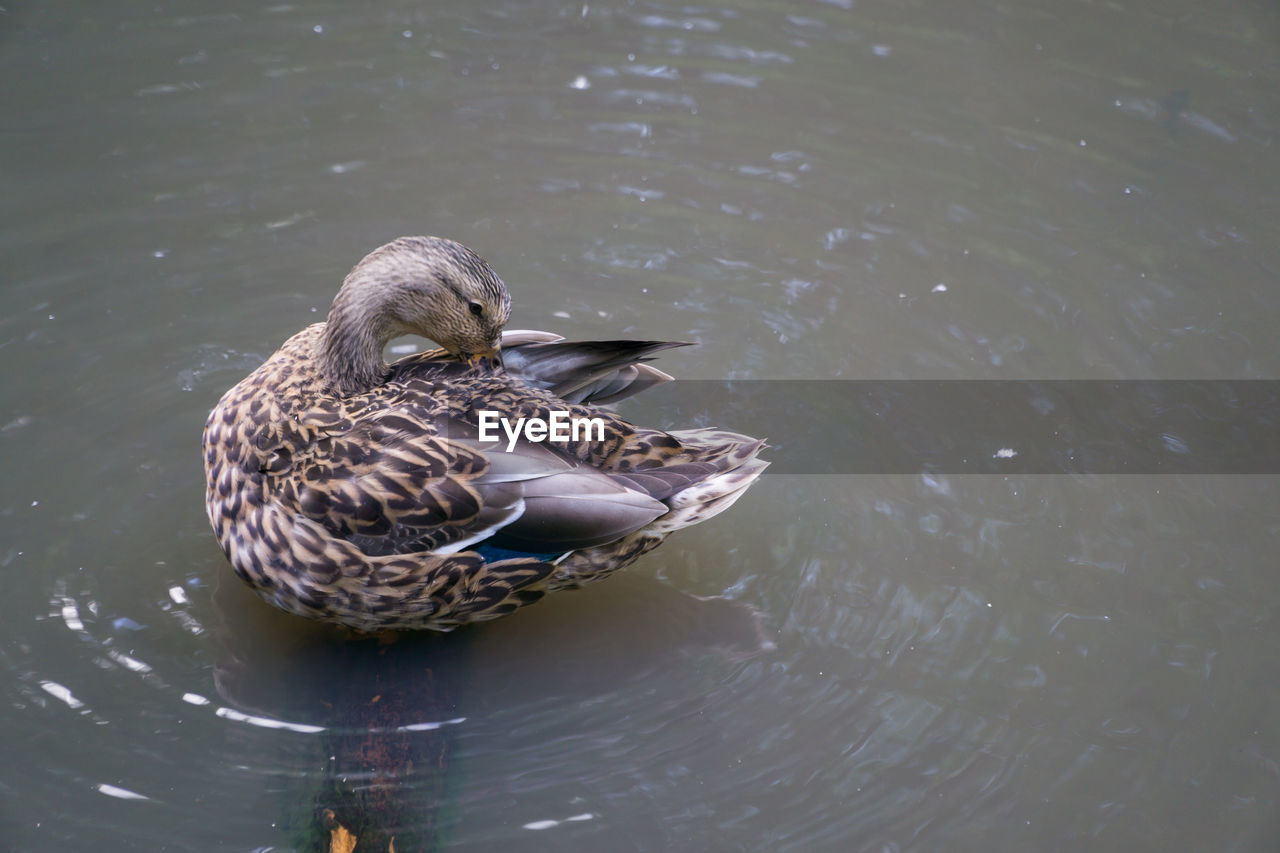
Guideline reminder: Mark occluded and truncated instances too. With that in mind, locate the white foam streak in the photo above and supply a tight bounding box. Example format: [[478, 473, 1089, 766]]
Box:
[[61, 599, 85, 632], [96, 783, 150, 801], [215, 706, 325, 733], [40, 680, 84, 709], [107, 649, 152, 674]]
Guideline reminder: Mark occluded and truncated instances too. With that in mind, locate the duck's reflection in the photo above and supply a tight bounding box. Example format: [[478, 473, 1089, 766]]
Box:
[[212, 568, 770, 851]]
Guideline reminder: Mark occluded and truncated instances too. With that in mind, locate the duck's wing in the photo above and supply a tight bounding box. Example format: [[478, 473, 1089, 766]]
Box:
[[271, 409, 511, 557], [271, 407, 681, 561]]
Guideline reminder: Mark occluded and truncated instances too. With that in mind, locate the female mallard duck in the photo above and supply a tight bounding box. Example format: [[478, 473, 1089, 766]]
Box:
[[203, 236, 767, 631]]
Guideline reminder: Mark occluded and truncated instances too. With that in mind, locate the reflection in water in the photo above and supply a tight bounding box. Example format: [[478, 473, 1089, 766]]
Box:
[[215, 625, 464, 852], [209, 568, 770, 850]]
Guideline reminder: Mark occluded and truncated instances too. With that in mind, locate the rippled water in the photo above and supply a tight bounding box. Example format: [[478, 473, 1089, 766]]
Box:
[[3, 1, 1278, 850]]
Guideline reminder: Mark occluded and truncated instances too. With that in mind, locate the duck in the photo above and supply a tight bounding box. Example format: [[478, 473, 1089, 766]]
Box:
[[202, 236, 767, 631]]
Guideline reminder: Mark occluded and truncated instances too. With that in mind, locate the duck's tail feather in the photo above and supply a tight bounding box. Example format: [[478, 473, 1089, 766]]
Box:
[[547, 431, 768, 589], [499, 331, 692, 405]]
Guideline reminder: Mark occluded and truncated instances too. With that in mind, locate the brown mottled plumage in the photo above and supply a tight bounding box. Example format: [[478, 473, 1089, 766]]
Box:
[[203, 236, 767, 631]]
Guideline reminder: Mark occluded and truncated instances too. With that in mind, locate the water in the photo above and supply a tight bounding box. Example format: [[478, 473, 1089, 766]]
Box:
[[2, 1, 1278, 850]]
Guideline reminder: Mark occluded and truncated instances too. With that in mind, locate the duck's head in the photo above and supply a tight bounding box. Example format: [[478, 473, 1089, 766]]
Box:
[[322, 236, 512, 394]]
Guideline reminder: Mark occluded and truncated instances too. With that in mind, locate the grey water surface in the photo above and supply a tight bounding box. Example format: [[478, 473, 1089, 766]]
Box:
[[2, 1, 1278, 850]]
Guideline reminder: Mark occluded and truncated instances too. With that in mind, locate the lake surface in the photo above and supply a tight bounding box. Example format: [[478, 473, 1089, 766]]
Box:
[[2, 1, 1278, 850]]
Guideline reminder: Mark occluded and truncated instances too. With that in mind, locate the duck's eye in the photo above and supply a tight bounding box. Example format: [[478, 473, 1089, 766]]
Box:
[[468, 301, 484, 317]]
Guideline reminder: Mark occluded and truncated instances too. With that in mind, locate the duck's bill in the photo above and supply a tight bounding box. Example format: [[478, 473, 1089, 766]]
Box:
[[464, 347, 503, 367]]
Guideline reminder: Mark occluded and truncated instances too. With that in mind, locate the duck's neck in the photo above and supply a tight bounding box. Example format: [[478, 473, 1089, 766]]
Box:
[[319, 283, 397, 395]]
